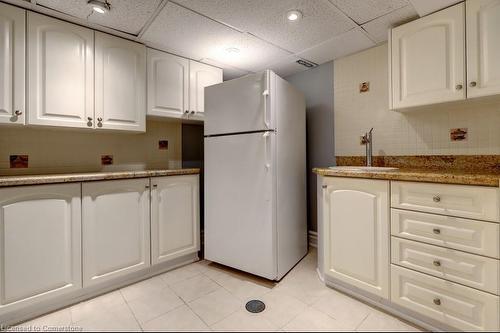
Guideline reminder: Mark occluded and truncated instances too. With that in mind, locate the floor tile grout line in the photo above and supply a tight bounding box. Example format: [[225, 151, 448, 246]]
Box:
[[119, 289, 145, 332]]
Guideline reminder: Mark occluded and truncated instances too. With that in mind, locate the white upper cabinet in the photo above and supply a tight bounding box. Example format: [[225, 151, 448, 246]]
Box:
[[151, 175, 200, 265], [391, 3, 465, 109], [322, 177, 390, 299], [82, 179, 150, 287], [189, 60, 223, 117], [466, 0, 500, 98], [0, 3, 25, 125], [95, 32, 146, 132], [0, 184, 82, 315], [27, 12, 94, 128], [147, 49, 189, 119]]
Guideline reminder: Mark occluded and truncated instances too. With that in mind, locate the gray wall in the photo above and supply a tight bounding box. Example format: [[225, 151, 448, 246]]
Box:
[[286, 62, 335, 232]]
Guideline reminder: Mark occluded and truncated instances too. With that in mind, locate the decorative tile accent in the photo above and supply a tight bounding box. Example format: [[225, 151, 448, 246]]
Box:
[[10, 155, 28, 168], [158, 140, 169, 150], [101, 155, 114, 165], [450, 128, 468, 141]]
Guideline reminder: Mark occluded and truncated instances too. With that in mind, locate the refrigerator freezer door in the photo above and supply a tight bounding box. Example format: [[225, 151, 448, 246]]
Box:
[[204, 132, 276, 279], [204, 71, 273, 136]]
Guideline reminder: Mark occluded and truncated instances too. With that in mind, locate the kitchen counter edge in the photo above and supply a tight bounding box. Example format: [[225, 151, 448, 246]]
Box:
[[313, 168, 500, 187], [0, 169, 201, 187]]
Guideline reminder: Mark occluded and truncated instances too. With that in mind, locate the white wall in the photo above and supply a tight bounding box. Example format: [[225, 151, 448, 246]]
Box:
[[0, 120, 182, 175], [334, 43, 500, 157]]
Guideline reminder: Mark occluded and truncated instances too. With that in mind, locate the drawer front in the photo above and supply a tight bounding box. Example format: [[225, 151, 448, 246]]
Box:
[[391, 209, 500, 258], [392, 237, 499, 294], [391, 265, 500, 331], [391, 181, 499, 222]]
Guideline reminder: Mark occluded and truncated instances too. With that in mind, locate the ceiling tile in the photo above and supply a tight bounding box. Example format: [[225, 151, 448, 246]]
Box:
[[408, 0, 462, 17], [142, 2, 290, 72], [329, 0, 410, 24], [173, 0, 357, 53], [362, 5, 418, 43], [266, 55, 309, 78], [296, 27, 375, 65], [36, 0, 162, 35]]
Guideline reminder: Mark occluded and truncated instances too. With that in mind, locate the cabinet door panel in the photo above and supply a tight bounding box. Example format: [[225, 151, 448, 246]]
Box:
[[467, 0, 500, 98], [189, 61, 223, 116], [0, 3, 25, 125], [0, 184, 81, 314], [391, 3, 465, 108], [28, 12, 93, 128], [95, 32, 146, 132], [147, 49, 189, 118], [323, 177, 390, 299], [82, 179, 150, 287], [151, 175, 199, 264]]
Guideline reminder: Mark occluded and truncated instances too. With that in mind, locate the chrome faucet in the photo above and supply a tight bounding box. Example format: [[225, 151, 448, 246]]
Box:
[[361, 128, 374, 167]]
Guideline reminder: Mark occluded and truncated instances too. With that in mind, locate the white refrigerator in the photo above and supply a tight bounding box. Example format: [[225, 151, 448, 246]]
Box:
[[204, 70, 307, 281]]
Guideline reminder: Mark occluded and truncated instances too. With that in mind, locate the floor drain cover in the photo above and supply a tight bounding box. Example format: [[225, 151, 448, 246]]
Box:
[[245, 300, 266, 313]]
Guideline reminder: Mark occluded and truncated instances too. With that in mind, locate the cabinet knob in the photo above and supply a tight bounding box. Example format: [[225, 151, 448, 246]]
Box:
[[433, 298, 441, 306], [14, 110, 22, 116], [469, 81, 477, 87], [184, 110, 189, 114], [190, 111, 196, 115], [145, 185, 150, 189], [97, 117, 103, 122], [322, 185, 327, 189], [152, 184, 158, 188], [433, 228, 441, 235], [88, 117, 92, 121], [456, 84, 463, 90], [433, 260, 441, 267], [433, 195, 441, 203]]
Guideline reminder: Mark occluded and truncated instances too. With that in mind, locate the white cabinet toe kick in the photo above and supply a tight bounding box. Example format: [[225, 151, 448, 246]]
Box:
[[0, 174, 200, 326], [318, 176, 500, 331]]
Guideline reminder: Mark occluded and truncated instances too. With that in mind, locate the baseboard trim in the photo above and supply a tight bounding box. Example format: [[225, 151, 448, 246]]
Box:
[[308, 230, 318, 248]]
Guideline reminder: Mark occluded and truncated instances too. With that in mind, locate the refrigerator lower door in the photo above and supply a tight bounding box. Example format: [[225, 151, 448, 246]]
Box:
[[205, 131, 276, 279]]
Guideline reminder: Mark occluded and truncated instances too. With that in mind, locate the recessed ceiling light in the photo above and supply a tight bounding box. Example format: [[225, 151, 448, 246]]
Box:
[[286, 10, 303, 21], [225, 47, 240, 54], [88, 0, 110, 14]]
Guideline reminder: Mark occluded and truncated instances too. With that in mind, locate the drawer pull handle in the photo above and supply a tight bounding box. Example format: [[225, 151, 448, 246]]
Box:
[[433, 228, 441, 235], [433, 260, 441, 267], [433, 298, 441, 306], [433, 196, 441, 203]]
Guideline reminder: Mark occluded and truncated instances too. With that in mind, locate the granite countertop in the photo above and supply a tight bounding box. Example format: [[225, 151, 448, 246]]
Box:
[[313, 167, 500, 187], [0, 168, 200, 187]]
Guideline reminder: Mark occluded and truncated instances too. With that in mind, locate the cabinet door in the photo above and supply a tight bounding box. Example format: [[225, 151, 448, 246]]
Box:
[[151, 175, 199, 265], [95, 32, 146, 132], [466, 0, 500, 98], [0, 3, 25, 125], [322, 177, 390, 299], [82, 179, 150, 287], [391, 3, 465, 109], [147, 49, 189, 118], [0, 184, 81, 315], [189, 60, 223, 117], [27, 12, 94, 128]]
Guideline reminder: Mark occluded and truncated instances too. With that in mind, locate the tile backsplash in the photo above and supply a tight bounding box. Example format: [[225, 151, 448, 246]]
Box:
[[334, 43, 500, 157], [0, 120, 182, 175]]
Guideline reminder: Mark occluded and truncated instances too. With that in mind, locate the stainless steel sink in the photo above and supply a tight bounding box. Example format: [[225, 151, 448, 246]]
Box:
[[329, 166, 399, 172]]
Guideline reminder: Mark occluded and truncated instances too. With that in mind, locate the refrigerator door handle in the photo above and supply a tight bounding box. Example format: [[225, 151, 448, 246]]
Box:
[[263, 89, 270, 129], [263, 131, 271, 170]]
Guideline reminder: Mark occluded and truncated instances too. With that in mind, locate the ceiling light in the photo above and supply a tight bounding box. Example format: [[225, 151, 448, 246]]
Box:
[[286, 10, 302, 21], [225, 47, 240, 54], [88, 0, 110, 14]]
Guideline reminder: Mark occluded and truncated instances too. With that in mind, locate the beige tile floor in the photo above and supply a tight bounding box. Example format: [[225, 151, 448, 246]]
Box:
[[10, 249, 423, 332]]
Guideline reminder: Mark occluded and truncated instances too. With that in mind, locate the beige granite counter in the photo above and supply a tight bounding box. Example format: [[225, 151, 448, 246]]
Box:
[[313, 167, 500, 187], [0, 169, 200, 187]]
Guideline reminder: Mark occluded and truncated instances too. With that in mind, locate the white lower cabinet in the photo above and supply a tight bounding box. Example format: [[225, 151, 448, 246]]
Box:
[[151, 175, 199, 264], [322, 177, 390, 299], [392, 265, 500, 331], [82, 178, 151, 287], [0, 184, 82, 315]]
